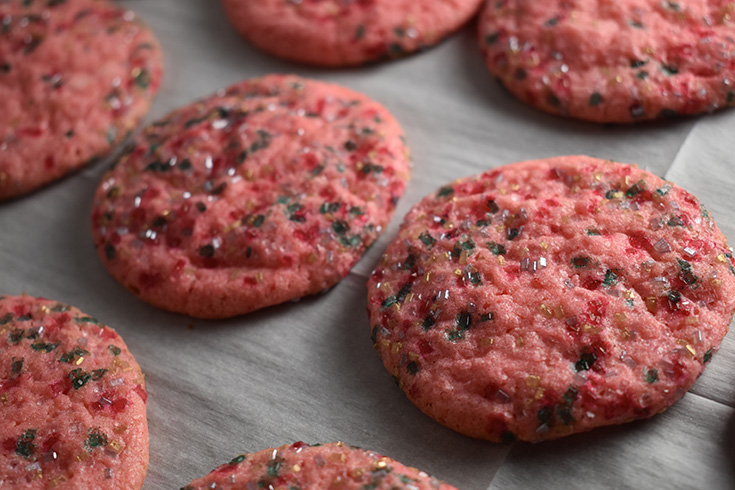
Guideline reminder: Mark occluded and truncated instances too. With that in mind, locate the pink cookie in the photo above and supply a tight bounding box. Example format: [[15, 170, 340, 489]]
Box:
[[221, 0, 483, 67], [0, 0, 163, 200], [91, 74, 411, 319], [367, 156, 735, 442], [0, 295, 148, 488], [183, 442, 457, 490], [479, 0, 735, 122]]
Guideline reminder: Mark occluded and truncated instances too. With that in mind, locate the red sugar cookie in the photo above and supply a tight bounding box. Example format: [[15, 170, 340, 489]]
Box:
[[368, 156, 735, 441], [91, 74, 410, 319], [0, 295, 148, 488], [0, 0, 163, 200]]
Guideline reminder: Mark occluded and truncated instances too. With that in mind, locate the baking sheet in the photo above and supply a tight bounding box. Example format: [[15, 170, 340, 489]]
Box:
[[1, 1, 734, 489]]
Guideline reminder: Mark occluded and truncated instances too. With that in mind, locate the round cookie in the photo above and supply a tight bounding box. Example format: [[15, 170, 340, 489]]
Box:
[[478, 1, 735, 123], [0, 0, 163, 200], [0, 295, 148, 488], [221, 0, 483, 67], [367, 155, 735, 442], [183, 441, 457, 490], [91, 74, 411, 319]]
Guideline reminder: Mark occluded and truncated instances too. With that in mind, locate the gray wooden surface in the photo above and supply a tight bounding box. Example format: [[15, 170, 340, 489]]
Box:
[[1, 1, 733, 488]]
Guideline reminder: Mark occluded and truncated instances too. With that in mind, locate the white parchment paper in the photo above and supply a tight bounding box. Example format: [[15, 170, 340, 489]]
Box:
[[1, 2, 732, 489]]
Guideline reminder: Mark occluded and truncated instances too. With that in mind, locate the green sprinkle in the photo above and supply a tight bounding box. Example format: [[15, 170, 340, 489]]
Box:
[[332, 220, 349, 235], [437, 186, 454, 198], [421, 316, 435, 330], [199, 245, 215, 258], [479, 312, 494, 322], [11, 357, 23, 373], [419, 231, 436, 247], [661, 64, 678, 76], [575, 351, 597, 371], [589, 92, 604, 107], [267, 456, 284, 477], [31, 342, 59, 353], [571, 256, 590, 268], [486, 33, 500, 44], [469, 271, 482, 285], [85, 428, 108, 451], [15, 429, 36, 459], [105, 243, 116, 260], [1, 313, 14, 325], [229, 455, 246, 465], [68, 368, 92, 390], [75, 316, 99, 325], [445, 329, 465, 342], [381, 296, 397, 309], [703, 348, 713, 363], [59, 348, 88, 364], [252, 215, 265, 227], [456, 311, 472, 331], [133, 68, 151, 89], [586, 228, 601, 236], [407, 361, 419, 375], [108, 345, 121, 356], [602, 269, 619, 288], [8, 328, 23, 344], [319, 202, 341, 214], [487, 242, 506, 255], [645, 369, 658, 383]]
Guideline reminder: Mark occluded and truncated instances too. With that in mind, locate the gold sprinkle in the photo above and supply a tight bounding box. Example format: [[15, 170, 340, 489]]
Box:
[[538, 304, 553, 319], [511, 184, 520, 191], [498, 256, 506, 266], [391, 342, 402, 354], [256, 272, 264, 283], [454, 269, 463, 276], [293, 465, 301, 472], [623, 290, 635, 300], [524, 398, 534, 409], [645, 297, 658, 314], [685, 344, 696, 356], [619, 328, 631, 341], [553, 305, 565, 319], [408, 351, 419, 361], [424, 272, 432, 283], [109, 440, 123, 453], [130, 67, 141, 78], [307, 253, 318, 264], [480, 338, 494, 348], [614, 312, 627, 324], [583, 324, 600, 335], [75, 357, 84, 366], [535, 387, 545, 400], [515, 335, 525, 347], [375, 460, 388, 469], [526, 375, 540, 387], [540, 241, 549, 250], [49, 476, 67, 487], [686, 315, 699, 326], [113, 424, 128, 435], [459, 251, 468, 265], [0, 393, 8, 403], [711, 278, 723, 287], [76, 452, 90, 462]]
